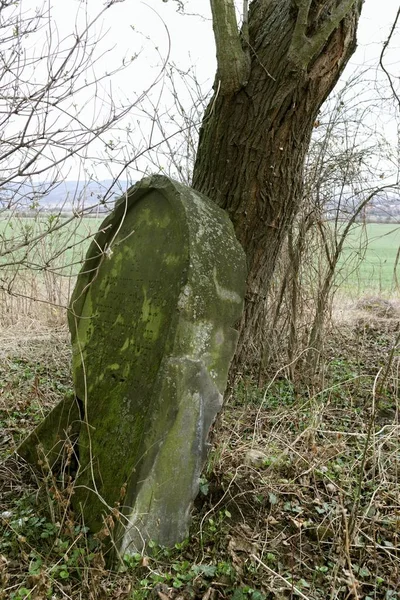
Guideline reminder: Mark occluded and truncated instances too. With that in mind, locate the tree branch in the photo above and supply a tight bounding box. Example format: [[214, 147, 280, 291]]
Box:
[[242, 0, 249, 46], [289, 0, 359, 69], [210, 0, 250, 94], [379, 6, 400, 109]]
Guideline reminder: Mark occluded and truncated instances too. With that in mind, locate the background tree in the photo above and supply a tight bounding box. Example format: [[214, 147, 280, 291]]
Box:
[[192, 0, 363, 369], [0, 0, 168, 317]]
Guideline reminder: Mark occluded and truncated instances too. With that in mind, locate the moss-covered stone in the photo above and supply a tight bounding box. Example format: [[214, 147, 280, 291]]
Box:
[[19, 175, 246, 558], [17, 393, 81, 471]]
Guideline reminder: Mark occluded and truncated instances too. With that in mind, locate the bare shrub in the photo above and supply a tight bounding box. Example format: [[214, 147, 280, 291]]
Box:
[[260, 71, 400, 384]]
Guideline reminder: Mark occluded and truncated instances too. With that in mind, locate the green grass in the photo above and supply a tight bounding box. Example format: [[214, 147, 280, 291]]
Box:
[[338, 222, 400, 294], [0, 214, 103, 276], [1, 216, 399, 294]]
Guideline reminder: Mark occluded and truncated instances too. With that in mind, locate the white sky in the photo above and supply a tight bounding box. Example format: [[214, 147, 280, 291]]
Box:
[[104, 0, 400, 75], [13, 0, 400, 182], [96, 0, 400, 83]]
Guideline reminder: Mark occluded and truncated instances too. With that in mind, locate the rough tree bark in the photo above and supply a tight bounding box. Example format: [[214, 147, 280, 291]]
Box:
[[192, 0, 363, 370]]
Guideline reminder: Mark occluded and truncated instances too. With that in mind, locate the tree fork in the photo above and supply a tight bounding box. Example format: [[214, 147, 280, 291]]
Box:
[[193, 0, 363, 372]]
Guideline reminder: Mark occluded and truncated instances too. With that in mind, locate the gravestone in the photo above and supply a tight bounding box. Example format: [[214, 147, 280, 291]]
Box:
[[18, 175, 246, 557]]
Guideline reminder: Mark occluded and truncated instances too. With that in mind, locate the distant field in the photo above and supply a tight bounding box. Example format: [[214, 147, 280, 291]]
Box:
[[337, 222, 400, 295], [0, 214, 103, 276], [1, 216, 399, 295]]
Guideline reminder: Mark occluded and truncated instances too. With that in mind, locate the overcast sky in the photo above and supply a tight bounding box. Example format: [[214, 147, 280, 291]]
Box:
[[100, 0, 400, 84], [18, 0, 400, 182]]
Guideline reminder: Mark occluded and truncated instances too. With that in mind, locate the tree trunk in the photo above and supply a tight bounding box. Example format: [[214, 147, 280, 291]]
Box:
[[192, 0, 362, 371]]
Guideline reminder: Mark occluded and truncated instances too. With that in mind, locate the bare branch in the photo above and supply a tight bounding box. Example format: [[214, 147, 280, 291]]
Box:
[[209, 0, 250, 94], [242, 0, 249, 46], [379, 6, 400, 110]]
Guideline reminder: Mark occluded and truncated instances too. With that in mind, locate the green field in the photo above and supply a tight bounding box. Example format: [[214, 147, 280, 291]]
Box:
[[0, 214, 103, 277], [1, 216, 399, 295], [338, 222, 400, 294]]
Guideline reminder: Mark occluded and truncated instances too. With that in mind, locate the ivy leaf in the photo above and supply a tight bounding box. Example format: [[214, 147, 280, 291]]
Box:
[[192, 564, 217, 578]]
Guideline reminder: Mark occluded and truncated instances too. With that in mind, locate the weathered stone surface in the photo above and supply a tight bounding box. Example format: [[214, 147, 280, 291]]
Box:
[[18, 175, 246, 556], [18, 393, 81, 471]]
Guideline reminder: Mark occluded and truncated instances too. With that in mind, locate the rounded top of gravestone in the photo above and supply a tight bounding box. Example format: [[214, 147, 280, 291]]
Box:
[[69, 174, 246, 329]]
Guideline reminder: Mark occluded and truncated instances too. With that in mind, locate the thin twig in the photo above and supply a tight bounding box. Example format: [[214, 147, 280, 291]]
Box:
[[251, 554, 311, 600]]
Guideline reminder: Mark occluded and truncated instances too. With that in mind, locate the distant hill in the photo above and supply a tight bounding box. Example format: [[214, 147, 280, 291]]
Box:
[[1, 179, 399, 222], [0, 180, 130, 214], [325, 191, 400, 223]]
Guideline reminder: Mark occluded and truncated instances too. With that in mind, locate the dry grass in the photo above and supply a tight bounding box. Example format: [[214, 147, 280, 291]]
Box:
[[0, 299, 399, 599], [0, 275, 71, 329], [206, 377, 399, 597]]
